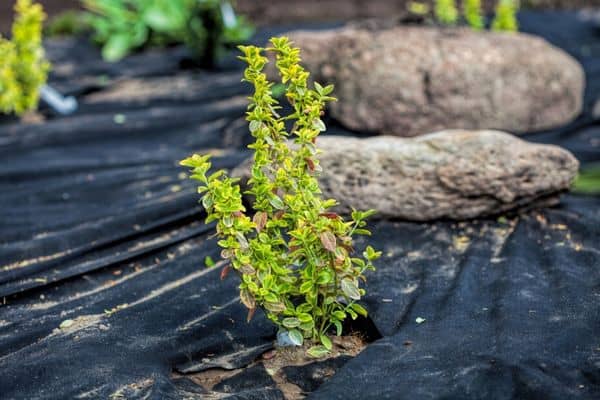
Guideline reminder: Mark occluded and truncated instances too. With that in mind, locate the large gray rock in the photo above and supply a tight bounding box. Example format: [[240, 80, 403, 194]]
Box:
[[282, 26, 585, 137], [233, 130, 579, 220]]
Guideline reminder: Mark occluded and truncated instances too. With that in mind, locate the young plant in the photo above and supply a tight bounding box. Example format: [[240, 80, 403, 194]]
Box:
[[492, 0, 519, 32], [407, 1, 430, 17], [180, 37, 380, 357], [82, 0, 254, 63], [463, 0, 484, 30], [434, 0, 459, 26], [45, 10, 90, 37], [0, 0, 50, 116]]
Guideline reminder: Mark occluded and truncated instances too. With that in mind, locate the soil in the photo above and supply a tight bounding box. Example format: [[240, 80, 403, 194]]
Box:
[[174, 335, 366, 399]]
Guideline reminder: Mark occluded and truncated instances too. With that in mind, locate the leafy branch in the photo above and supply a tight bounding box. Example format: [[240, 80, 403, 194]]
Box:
[[0, 0, 50, 116], [181, 37, 380, 356]]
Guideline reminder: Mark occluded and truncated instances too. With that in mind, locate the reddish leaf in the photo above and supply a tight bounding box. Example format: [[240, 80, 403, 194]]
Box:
[[319, 212, 340, 219], [320, 231, 337, 252], [247, 307, 256, 322], [220, 265, 231, 280], [341, 243, 354, 253], [240, 289, 256, 309], [305, 158, 315, 171], [233, 211, 244, 218], [240, 264, 255, 274], [274, 210, 285, 220], [253, 211, 267, 232]]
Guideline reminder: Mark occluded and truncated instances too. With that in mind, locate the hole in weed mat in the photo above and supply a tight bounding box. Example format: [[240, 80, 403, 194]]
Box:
[[173, 329, 377, 399], [341, 314, 383, 343]]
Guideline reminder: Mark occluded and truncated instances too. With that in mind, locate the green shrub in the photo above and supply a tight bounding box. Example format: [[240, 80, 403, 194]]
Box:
[[82, 0, 254, 63], [180, 37, 380, 356], [45, 10, 90, 37], [492, 0, 519, 32], [432, 0, 519, 32], [573, 165, 600, 195], [463, 0, 484, 30], [0, 0, 50, 116], [407, 1, 431, 16], [435, 0, 459, 25]]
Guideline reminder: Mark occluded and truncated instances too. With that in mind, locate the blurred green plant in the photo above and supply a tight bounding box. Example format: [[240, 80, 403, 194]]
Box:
[[180, 37, 380, 357], [435, 0, 459, 25], [45, 10, 90, 37], [81, 0, 254, 63], [463, 0, 484, 30], [492, 0, 519, 32], [573, 165, 600, 195], [408, 1, 431, 16], [0, 0, 50, 116], [430, 0, 518, 32]]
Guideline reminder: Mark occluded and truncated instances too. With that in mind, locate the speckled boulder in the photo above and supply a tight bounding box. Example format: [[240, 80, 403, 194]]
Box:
[[281, 26, 585, 136], [233, 130, 579, 220]]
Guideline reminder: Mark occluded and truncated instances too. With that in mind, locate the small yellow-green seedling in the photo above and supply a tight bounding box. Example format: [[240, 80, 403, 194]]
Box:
[[0, 0, 50, 115], [492, 0, 519, 32], [463, 0, 484, 30], [435, 0, 459, 25]]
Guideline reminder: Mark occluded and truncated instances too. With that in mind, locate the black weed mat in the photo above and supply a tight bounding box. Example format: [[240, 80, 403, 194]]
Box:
[[0, 11, 599, 400]]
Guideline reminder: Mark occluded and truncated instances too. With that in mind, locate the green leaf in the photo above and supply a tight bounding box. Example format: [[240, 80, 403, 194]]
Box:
[[322, 84, 334, 95], [142, 4, 185, 32], [102, 33, 133, 62], [288, 329, 304, 346], [341, 279, 361, 300], [269, 196, 285, 210], [351, 303, 368, 317], [204, 256, 215, 268], [296, 303, 312, 313], [264, 302, 286, 313], [312, 118, 326, 132], [347, 309, 358, 320], [223, 215, 233, 227], [271, 83, 286, 98], [316, 270, 332, 284], [364, 245, 382, 261], [299, 320, 314, 331], [299, 281, 313, 293], [307, 345, 329, 358], [297, 313, 313, 323], [282, 317, 300, 328], [314, 81, 324, 94], [201, 195, 213, 209], [249, 120, 261, 132], [333, 320, 343, 336], [264, 292, 278, 303], [320, 334, 333, 350], [332, 310, 345, 320]]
